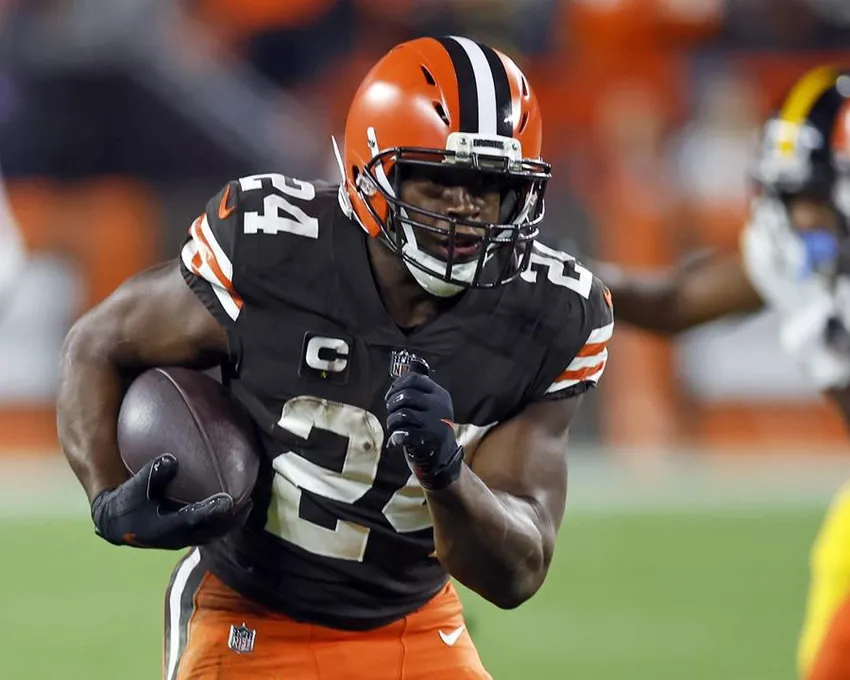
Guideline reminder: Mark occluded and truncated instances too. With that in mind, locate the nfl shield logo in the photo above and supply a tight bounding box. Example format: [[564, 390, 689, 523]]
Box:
[[389, 350, 430, 378], [228, 623, 256, 654]]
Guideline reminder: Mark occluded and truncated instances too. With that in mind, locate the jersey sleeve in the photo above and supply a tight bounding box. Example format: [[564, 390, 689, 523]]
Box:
[[739, 199, 780, 309], [179, 179, 245, 327], [534, 275, 614, 401]]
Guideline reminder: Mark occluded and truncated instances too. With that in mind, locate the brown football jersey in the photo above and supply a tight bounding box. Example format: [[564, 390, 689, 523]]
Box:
[[179, 173, 612, 630]]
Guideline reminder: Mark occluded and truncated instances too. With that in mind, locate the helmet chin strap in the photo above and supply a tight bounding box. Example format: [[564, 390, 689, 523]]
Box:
[[398, 214, 466, 297], [402, 251, 465, 297], [332, 135, 357, 220]]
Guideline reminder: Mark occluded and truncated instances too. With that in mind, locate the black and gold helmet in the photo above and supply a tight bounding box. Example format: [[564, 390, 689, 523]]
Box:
[[748, 66, 850, 279], [753, 66, 850, 213]]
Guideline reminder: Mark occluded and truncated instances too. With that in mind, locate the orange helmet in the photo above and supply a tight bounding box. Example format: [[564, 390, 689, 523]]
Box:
[[340, 36, 551, 296]]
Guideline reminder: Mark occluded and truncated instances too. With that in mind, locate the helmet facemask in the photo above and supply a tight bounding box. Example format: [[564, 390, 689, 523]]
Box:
[[355, 129, 550, 297]]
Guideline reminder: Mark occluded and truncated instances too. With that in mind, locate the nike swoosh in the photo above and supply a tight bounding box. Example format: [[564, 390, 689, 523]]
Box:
[[218, 185, 235, 219], [438, 625, 465, 646]]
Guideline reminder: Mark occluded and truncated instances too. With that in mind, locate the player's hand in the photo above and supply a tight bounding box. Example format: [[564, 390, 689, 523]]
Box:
[[90, 454, 238, 550], [385, 360, 464, 490]]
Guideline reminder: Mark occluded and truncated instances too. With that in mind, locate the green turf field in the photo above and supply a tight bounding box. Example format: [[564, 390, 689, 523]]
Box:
[[0, 507, 822, 680]]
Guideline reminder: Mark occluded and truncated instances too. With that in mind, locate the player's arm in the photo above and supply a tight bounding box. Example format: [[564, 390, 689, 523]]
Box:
[[428, 396, 580, 609], [59, 181, 247, 549], [384, 277, 610, 608], [385, 374, 581, 609], [57, 260, 229, 503], [596, 250, 764, 335]]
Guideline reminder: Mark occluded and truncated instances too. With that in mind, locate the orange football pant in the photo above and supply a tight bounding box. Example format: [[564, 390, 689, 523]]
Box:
[[163, 549, 492, 680], [809, 595, 850, 680]]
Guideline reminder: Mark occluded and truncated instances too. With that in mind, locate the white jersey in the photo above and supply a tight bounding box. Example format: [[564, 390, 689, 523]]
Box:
[[740, 197, 832, 313], [741, 197, 850, 389]]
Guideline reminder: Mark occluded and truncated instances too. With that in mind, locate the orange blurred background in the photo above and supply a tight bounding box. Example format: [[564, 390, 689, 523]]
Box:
[[2, 0, 850, 454]]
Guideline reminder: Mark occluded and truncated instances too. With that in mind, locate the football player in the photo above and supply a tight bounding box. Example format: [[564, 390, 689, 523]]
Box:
[[598, 66, 850, 680], [57, 37, 613, 680]]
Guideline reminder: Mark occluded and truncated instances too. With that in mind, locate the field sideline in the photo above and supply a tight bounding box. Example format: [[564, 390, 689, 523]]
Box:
[[1, 451, 846, 679]]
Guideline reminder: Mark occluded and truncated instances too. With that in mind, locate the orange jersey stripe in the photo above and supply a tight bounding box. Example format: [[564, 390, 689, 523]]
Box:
[[556, 361, 605, 383], [577, 341, 608, 357], [190, 217, 231, 290], [189, 216, 244, 310]]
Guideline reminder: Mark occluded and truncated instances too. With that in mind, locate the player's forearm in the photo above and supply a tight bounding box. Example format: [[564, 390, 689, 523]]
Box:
[[426, 464, 549, 609], [598, 264, 689, 335], [57, 323, 131, 503], [598, 251, 764, 336]]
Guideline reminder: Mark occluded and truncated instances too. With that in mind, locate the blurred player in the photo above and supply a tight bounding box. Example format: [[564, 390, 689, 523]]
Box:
[[57, 37, 613, 679], [599, 66, 850, 680], [0, 160, 27, 313]]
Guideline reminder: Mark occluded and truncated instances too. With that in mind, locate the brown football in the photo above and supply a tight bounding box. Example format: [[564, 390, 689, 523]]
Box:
[[117, 367, 260, 512]]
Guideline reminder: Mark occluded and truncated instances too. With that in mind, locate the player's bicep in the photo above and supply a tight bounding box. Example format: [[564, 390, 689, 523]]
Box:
[[72, 259, 229, 370]]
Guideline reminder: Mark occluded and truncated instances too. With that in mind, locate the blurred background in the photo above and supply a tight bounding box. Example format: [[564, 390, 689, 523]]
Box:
[[3, 1, 850, 678]]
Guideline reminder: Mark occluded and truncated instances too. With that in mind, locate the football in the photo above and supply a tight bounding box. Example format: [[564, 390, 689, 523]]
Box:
[[117, 366, 260, 512]]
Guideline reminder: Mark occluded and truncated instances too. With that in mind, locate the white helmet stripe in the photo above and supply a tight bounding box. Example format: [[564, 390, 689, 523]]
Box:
[[449, 36, 498, 136]]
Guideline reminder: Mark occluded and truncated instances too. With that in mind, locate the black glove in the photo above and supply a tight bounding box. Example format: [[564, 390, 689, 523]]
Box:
[[385, 358, 463, 490], [91, 454, 237, 549]]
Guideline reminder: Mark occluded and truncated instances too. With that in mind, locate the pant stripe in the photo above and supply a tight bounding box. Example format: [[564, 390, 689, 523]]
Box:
[[164, 548, 203, 680]]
